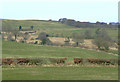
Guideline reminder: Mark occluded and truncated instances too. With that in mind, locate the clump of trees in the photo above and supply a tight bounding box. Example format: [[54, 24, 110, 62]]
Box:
[[93, 28, 113, 51], [58, 18, 116, 28], [2, 24, 19, 41], [84, 30, 93, 39], [72, 32, 84, 47], [38, 32, 51, 45]]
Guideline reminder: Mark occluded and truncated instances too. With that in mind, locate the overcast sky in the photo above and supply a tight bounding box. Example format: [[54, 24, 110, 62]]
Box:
[[0, 0, 119, 23]]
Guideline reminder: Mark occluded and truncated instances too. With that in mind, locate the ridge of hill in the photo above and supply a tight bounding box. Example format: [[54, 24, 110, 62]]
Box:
[[2, 19, 76, 29], [2, 19, 118, 39]]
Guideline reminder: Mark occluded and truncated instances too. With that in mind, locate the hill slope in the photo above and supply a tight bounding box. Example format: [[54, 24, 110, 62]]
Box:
[[2, 19, 118, 39], [2, 41, 117, 60]]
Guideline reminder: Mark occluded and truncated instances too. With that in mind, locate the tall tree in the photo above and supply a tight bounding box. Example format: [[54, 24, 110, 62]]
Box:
[[84, 30, 93, 39], [72, 32, 84, 46], [93, 28, 113, 51]]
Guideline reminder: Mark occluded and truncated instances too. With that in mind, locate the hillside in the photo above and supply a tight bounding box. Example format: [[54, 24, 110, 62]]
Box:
[[2, 19, 118, 39], [2, 19, 75, 29], [2, 41, 117, 61]]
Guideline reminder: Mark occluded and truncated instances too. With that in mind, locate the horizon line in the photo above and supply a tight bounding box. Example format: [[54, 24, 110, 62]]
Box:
[[0, 18, 118, 24]]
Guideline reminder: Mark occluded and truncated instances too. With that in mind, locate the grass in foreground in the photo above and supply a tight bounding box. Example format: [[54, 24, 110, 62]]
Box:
[[2, 66, 118, 80]]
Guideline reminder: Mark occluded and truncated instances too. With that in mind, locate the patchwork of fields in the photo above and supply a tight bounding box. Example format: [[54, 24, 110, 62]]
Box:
[[2, 41, 118, 80], [2, 20, 118, 80]]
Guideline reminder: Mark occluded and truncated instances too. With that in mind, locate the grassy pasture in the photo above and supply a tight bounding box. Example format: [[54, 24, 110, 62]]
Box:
[[2, 41, 118, 80], [2, 41, 117, 62], [2, 20, 118, 39], [2, 41, 117, 59], [2, 66, 118, 80], [2, 19, 118, 80]]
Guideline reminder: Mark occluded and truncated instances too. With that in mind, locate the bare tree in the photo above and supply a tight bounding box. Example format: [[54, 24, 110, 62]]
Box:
[[93, 28, 113, 51], [84, 30, 93, 39], [72, 32, 84, 47], [2, 22, 19, 41]]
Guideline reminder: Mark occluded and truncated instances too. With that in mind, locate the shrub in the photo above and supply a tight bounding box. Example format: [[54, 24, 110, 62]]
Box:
[[72, 32, 84, 47], [38, 32, 51, 45], [29, 58, 47, 65], [49, 58, 59, 64], [93, 28, 113, 51], [49, 58, 67, 64]]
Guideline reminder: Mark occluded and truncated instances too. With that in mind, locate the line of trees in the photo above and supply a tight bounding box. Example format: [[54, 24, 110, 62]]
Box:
[[58, 18, 117, 28]]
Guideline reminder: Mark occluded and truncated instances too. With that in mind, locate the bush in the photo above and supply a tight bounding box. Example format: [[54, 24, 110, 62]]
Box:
[[49, 58, 67, 64], [29, 58, 47, 65], [34, 41, 38, 44], [49, 58, 58, 64], [93, 29, 113, 51], [87, 58, 118, 65], [38, 32, 52, 45], [72, 32, 84, 46], [84, 30, 93, 39], [20, 40, 25, 43], [110, 59, 118, 65]]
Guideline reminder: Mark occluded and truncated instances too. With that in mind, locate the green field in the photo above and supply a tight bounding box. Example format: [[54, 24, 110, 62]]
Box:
[[2, 19, 118, 80], [2, 66, 118, 80], [2, 39, 118, 80], [2, 19, 118, 39], [2, 41, 117, 60]]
